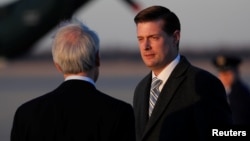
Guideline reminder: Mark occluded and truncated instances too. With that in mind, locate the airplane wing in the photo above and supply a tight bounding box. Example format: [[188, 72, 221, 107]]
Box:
[[0, 0, 141, 59], [0, 0, 92, 59]]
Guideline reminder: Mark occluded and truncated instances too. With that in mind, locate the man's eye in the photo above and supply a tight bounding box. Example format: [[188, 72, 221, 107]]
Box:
[[152, 36, 159, 40], [137, 38, 143, 42]]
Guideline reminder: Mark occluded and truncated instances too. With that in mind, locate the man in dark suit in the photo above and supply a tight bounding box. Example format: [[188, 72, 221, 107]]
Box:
[[11, 21, 136, 141], [212, 54, 250, 125], [133, 6, 232, 141]]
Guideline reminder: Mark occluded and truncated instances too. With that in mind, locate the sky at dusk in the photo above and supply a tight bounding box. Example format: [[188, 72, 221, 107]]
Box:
[[1, 0, 250, 53]]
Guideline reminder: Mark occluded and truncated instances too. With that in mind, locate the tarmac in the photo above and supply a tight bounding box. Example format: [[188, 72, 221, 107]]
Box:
[[0, 54, 249, 141]]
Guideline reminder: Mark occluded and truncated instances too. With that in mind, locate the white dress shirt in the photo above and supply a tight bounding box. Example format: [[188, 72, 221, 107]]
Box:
[[152, 54, 180, 92], [65, 75, 95, 86]]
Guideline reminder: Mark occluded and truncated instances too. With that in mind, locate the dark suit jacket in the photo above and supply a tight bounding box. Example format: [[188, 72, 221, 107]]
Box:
[[11, 80, 135, 141], [133, 56, 232, 141], [228, 80, 250, 125]]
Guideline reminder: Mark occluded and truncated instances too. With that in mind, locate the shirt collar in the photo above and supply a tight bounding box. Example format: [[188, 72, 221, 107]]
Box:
[[152, 54, 180, 91], [65, 75, 95, 86]]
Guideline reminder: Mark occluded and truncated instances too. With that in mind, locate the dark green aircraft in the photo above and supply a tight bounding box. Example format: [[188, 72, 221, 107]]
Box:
[[0, 0, 141, 59]]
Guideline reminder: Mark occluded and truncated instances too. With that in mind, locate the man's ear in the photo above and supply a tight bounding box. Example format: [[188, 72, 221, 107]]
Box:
[[173, 30, 180, 45], [95, 51, 100, 67], [54, 63, 63, 73]]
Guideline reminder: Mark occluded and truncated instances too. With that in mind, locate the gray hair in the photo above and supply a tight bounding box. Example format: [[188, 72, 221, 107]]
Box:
[[52, 21, 100, 74]]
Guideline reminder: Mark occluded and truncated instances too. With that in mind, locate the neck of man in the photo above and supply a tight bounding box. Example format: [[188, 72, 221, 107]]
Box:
[[63, 67, 99, 82]]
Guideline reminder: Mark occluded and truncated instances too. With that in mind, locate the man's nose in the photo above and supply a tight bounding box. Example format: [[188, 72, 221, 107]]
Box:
[[143, 39, 151, 50]]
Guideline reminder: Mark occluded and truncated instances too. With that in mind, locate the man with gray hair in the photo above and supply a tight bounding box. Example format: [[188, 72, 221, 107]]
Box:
[[11, 21, 136, 141]]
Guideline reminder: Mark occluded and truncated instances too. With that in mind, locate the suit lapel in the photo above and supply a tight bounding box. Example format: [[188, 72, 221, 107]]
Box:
[[142, 56, 190, 139], [137, 73, 152, 132]]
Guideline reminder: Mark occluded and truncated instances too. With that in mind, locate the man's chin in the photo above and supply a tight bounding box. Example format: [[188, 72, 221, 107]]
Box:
[[144, 63, 156, 69]]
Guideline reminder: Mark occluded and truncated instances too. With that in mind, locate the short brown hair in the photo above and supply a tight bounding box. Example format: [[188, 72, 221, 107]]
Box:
[[134, 5, 181, 36]]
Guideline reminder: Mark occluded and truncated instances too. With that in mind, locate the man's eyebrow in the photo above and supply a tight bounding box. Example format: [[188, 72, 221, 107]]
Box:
[[137, 34, 161, 38]]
